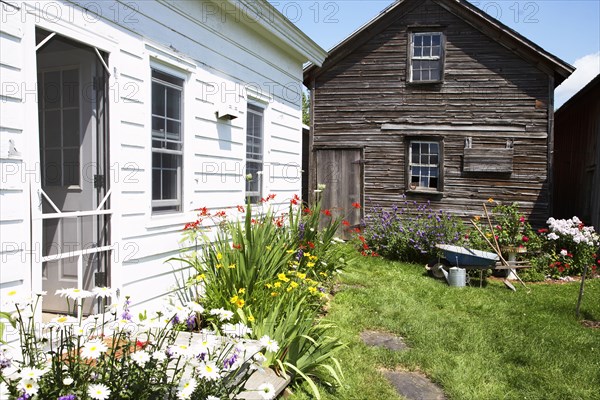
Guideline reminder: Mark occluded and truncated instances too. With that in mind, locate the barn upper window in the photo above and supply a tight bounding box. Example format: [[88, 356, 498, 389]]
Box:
[[408, 140, 442, 192], [409, 32, 444, 82]]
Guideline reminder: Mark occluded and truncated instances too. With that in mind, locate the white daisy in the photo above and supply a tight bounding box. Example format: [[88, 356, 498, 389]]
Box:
[[19, 367, 47, 381], [206, 396, 220, 400], [131, 350, 151, 367], [257, 382, 276, 400], [81, 339, 108, 359], [56, 288, 94, 301], [197, 333, 219, 354], [209, 308, 233, 321], [93, 287, 116, 299], [18, 378, 40, 396], [177, 377, 197, 399], [259, 335, 280, 353], [197, 361, 221, 381], [186, 301, 205, 314], [152, 350, 167, 361], [63, 376, 74, 385], [250, 352, 267, 371], [88, 383, 111, 400]]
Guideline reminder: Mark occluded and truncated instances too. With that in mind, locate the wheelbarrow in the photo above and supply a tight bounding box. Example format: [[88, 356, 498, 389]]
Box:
[[426, 244, 500, 287]]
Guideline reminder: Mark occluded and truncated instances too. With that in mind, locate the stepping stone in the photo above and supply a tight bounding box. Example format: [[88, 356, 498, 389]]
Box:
[[360, 330, 409, 351], [382, 370, 446, 400]]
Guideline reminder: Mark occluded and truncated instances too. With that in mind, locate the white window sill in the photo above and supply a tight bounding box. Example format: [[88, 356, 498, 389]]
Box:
[[406, 188, 443, 196]]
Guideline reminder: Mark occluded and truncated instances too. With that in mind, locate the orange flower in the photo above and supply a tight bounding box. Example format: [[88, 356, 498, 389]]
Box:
[[352, 202, 361, 209]]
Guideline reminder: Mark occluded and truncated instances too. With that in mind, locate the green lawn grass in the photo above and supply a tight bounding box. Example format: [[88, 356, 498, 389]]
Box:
[[290, 251, 600, 400]]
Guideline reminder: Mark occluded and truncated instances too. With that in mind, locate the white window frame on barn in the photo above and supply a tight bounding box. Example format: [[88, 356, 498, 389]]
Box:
[[409, 32, 445, 83], [151, 68, 184, 213], [407, 139, 443, 192], [245, 103, 265, 204]]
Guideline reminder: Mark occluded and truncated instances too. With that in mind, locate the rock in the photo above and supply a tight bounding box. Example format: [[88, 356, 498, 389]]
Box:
[[360, 330, 409, 351], [382, 370, 446, 400]]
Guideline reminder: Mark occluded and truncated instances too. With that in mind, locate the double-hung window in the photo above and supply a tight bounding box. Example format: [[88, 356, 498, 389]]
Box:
[[410, 32, 444, 82], [151, 69, 183, 213], [245, 104, 264, 204], [408, 141, 441, 191]]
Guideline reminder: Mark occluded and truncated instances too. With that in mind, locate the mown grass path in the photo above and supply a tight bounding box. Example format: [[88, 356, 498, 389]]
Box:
[[290, 254, 600, 400]]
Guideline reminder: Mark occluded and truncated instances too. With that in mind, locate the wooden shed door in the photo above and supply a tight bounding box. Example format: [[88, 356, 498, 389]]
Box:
[[316, 149, 362, 239]]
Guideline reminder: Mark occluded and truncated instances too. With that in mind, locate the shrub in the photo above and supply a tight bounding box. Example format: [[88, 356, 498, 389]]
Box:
[[535, 216, 600, 278], [363, 198, 464, 263], [173, 195, 345, 398]]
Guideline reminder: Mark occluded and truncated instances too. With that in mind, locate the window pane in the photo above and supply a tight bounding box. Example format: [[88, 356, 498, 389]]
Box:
[[161, 153, 178, 169], [432, 34, 441, 46], [63, 109, 79, 147], [430, 143, 439, 154], [413, 47, 422, 57], [431, 154, 439, 165], [44, 149, 62, 186], [423, 35, 431, 46], [152, 117, 165, 137], [162, 169, 178, 200], [152, 169, 161, 200], [62, 69, 79, 108], [44, 71, 61, 108], [45, 110, 61, 147], [166, 120, 180, 139], [432, 46, 441, 57], [414, 35, 423, 46], [166, 87, 181, 119], [63, 148, 80, 186], [430, 67, 441, 81], [152, 82, 165, 116]]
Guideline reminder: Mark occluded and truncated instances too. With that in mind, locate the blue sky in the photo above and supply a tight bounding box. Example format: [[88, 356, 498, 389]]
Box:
[[269, 0, 600, 106]]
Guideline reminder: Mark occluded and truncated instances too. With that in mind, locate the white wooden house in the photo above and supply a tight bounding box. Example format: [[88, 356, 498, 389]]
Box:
[[0, 0, 326, 315]]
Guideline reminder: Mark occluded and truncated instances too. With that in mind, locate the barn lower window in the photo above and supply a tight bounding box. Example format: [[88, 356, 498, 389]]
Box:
[[408, 140, 441, 191], [151, 69, 184, 213]]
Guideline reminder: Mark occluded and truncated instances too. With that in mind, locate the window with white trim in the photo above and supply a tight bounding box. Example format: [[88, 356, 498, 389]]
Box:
[[245, 103, 264, 204], [410, 32, 444, 82], [151, 69, 183, 213], [408, 141, 441, 191]]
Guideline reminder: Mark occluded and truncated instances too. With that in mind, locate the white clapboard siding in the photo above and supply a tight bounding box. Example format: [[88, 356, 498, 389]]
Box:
[[4, 0, 324, 307], [0, 2, 29, 289]]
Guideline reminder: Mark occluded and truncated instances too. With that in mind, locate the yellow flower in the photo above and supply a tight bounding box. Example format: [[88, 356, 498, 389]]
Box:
[[309, 255, 318, 262], [306, 262, 315, 268], [286, 287, 293, 292], [265, 283, 273, 289], [308, 287, 318, 295], [296, 272, 306, 280], [195, 273, 206, 281], [304, 252, 311, 258], [290, 281, 299, 289], [216, 264, 223, 269], [216, 252, 223, 261], [236, 299, 245, 308], [486, 233, 492, 238], [277, 273, 290, 282], [286, 249, 295, 254], [248, 315, 255, 323], [271, 292, 278, 297], [474, 216, 481, 222], [319, 272, 328, 277], [228, 264, 236, 269], [488, 198, 494, 203], [230, 295, 239, 304], [238, 288, 245, 294], [274, 282, 282, 288]]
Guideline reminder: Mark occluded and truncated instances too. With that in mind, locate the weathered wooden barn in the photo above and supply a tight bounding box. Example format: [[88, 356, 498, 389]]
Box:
[[0, 0, 325, 316], [303, 0, 574, 226], [554, 74, 600, 230]]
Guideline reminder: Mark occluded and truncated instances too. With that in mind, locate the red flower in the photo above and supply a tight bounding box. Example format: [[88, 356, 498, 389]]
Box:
[[303, 207, 312, 215], [307, 241, 315, 249], [184, 220, 201, 230], [522, 236, 529, 242], [322, 209, 332, 217], [358, 235, 366, 243], [372, 252, 380, 257], [290, 194, 300, 205], [538, 228, 548, 233], [232, 243, 242, 250], [352, 202, 361, 209], [251, 218, 258, 224], [519, 216, 525, 223], [360, 251, 368, 257], [215, 210, 227, 218], [267, 193, 276, 201], [353, 227, 361, 234], [237, 205, 245, 212], [362, 243, 369, 250], [274, 217, 284, 228], [196, 207, 209, 216], [342, 220, 351, 227]]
